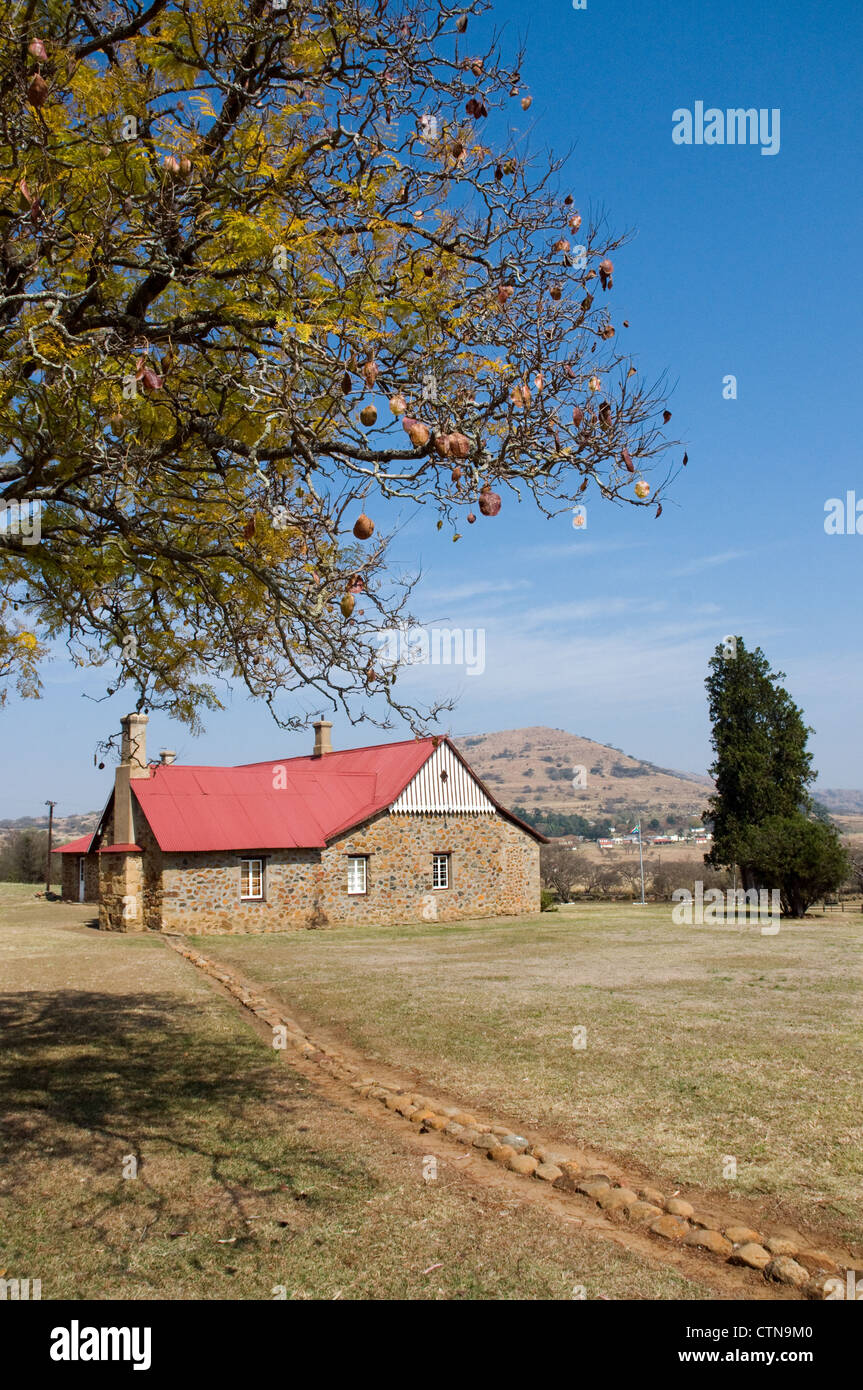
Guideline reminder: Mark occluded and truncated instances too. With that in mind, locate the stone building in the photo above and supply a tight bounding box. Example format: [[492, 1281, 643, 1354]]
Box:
[[55, 714, 544, 933]]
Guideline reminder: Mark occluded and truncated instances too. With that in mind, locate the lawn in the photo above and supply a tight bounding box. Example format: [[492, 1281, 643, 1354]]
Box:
[[0, 887, 713, 1300], [200, 902, 863, 1252]]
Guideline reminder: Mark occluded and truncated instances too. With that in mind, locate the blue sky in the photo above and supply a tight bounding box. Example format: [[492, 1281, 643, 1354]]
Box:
[[3, 0, 862, 819]]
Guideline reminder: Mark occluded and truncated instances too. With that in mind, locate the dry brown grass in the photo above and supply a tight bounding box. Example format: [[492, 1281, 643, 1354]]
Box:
[[202, 902, 863, 1253], [0, 888, 713, 1300]]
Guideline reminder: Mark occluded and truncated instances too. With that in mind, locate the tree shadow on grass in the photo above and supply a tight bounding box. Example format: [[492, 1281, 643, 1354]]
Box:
[[0, 989, 370, 1213]]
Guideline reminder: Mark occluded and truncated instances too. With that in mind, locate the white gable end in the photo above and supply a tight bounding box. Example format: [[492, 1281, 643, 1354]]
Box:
[[390, 742, 496, 815]]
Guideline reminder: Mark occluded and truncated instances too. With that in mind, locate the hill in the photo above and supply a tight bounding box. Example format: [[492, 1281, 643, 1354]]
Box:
[[453, 726, 712, 831], [815, 788, 863, 816], [0, 811, 101, 849]]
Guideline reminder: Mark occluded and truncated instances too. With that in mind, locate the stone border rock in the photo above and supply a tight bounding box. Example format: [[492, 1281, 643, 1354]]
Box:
[[164, 937, 853, 1300]]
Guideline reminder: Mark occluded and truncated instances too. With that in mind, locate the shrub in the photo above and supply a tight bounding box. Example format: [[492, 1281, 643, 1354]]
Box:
[[736, 814, 850, 918], [0, 829, 49, 883]]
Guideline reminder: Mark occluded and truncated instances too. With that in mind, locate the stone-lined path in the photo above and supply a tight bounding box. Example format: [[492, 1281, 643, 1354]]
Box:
[[164, 934, 860, 1301]]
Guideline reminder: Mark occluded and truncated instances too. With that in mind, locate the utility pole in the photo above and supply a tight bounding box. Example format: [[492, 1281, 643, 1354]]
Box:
[[45, 800, 56, 896]]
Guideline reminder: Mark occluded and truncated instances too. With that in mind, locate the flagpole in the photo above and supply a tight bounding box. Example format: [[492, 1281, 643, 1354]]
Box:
[[638, 822, 645, 905]]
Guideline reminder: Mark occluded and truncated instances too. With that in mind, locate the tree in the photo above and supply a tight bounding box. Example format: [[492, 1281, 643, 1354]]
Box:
[[511, 805, 611, 839], [736, 814, 849, 919], [0, 828, 49, 882], [0, 0, 679, 736], [584, 860, 623, 900], [539, 843, 585, 903], [0, 598, 45, 706], [845, 845, 863, 910], [705, 640, 815, 888]]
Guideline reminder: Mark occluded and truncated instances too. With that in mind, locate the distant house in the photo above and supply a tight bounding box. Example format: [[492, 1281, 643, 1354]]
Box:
[[55, 714, 544, 933]]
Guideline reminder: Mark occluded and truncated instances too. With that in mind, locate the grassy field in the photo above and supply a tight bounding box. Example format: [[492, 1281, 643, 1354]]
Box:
[[201, 901, 863, 1251], [0, 886, 714, 1300]]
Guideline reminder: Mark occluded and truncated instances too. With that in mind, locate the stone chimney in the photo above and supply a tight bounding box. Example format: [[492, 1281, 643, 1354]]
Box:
[[159, 749, 176, 765], [113, 713, 149, 844], [312, 719, 333, 757]]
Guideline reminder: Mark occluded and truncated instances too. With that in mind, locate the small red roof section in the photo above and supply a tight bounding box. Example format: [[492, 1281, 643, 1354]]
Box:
[[130, 736, 545, 852], [54, 834, 96, 855], [98, 843, 143, 854]]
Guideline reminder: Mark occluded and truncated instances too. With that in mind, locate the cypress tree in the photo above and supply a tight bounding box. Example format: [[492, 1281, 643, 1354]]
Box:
[[705, 639, 815, 888]]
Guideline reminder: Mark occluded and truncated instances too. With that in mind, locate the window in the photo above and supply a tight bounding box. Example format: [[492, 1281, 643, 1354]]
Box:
[[347, 855, 367, 895], [240, 858, 264, 900], [432, 853, 450, 889]]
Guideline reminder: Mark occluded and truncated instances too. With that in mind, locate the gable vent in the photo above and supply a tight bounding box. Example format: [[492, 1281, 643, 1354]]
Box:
[[390, 741, 495, 815]]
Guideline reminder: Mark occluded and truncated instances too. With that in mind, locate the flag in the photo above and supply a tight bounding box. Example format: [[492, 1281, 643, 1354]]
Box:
[[631, 823, 640, 835]]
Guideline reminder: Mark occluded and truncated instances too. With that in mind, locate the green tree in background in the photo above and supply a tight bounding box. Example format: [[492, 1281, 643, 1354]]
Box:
[[0, 828, 49, 882], [705, 639, 815, 891], [736, 815, 849, 919]]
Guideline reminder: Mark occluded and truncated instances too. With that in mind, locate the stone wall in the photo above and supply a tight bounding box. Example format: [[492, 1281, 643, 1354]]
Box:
[[150, 811, 539, 933], [319, 811, 539, 926], [98, 796, 163, 932], [160, 847, 319, 934], [99, 850, 144, 932]]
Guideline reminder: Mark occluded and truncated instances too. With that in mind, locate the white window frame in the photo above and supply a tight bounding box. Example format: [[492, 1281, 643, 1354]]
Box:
[[432, 853, 450, 889], [240, 857, 264, 900], [347, 855, 368, 896]]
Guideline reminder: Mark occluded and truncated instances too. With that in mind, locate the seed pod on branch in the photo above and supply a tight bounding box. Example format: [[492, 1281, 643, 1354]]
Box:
[[27, 74, 49, 107], [448, 432, 471, 459], [403, 417, 430, 448]]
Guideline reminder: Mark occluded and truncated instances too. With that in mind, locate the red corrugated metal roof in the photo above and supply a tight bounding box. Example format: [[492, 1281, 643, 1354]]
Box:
[[54, 834, 96, 855], [131, 738, 438, 852]]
